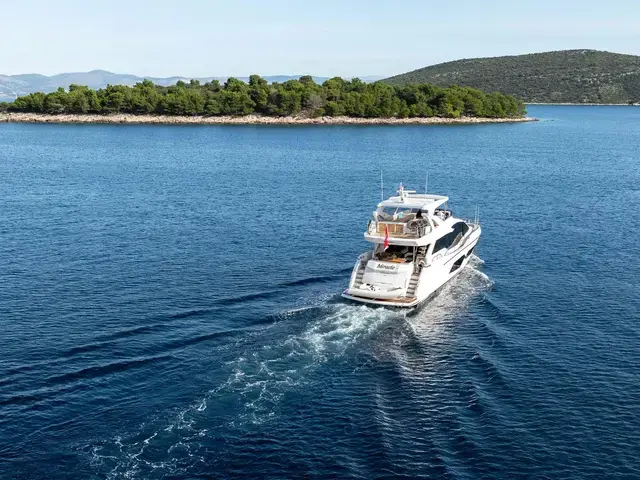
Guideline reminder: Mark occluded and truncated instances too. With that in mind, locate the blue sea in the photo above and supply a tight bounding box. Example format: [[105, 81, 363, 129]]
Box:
[[1, 106, 639, 479]]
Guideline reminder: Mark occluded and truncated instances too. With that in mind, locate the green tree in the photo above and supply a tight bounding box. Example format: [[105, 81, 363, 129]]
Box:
[[100, 85, 131, 113], [324, 101, 345, 116], [269, 80, 305, 116], [129, 79, 160, 114], [204, 92, 221, 114], [218, 90, 255, 115], [248, 74, 269, 112], [204, 80, 221, 92], [185, 89, 205, 114], [160, 90, 189, 115], [86, 90, 101, 112], [66, 88, 90, 113], [322, 77, 345, 101], [10, 92, 46, 112], [224, 77, 249, 93], [43, 88, 68, 113]]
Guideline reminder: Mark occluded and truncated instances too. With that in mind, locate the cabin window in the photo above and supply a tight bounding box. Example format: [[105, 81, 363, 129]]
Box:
[[433, 222, 469, 254], [450, 255, 465, 273], [433, 232, 455, 253], [456, 222, 470, 236], [378, 207, 398, 220], [450, 222, 469, 247], [395, 207, 417, 219]]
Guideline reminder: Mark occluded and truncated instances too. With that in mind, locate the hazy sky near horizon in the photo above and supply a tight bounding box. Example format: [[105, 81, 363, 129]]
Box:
[[2, 0, 639, 77]]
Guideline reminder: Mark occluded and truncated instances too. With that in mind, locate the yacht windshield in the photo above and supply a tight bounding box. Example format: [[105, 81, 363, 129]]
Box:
[[377, 207, 420, 222]]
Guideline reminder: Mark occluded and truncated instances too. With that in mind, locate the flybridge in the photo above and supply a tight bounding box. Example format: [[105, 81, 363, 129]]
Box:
[[378, 192, 449, 214], [364, 186, 452, 247], [378, 182, 448, 213]]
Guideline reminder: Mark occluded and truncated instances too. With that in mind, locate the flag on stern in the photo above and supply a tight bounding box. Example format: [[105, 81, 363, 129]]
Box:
[[384, 225, 389, 250]]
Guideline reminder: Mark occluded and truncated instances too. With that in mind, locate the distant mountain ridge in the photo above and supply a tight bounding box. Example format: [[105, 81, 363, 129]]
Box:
[[0, 70, 382, 101], [383, 50, 640, 104]]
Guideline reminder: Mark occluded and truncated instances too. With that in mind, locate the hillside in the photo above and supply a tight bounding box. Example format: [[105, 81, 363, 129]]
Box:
[[0, 71, 336, 101], [384, 50, 640, 104]]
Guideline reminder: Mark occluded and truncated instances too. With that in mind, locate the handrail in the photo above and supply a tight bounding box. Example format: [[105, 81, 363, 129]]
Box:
[[460, 217, 481, 227], [367, 220, 431, 238]]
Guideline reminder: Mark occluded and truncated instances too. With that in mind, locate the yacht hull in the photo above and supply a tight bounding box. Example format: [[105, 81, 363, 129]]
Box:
[[342, 226, 480, 308]]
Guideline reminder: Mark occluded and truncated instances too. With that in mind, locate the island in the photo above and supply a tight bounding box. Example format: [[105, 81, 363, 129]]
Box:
[[383, 50, 640, 105], [0, 75, 530, 125]]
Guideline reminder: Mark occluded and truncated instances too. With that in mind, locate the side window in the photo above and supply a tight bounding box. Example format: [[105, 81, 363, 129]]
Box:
[[433, 232, 454, 253], [450, 222, 468, 246], [451, 222, 468, 236], [433, 222, 468, 253]]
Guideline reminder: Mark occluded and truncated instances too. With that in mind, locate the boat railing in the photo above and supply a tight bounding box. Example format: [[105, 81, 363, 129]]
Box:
[[460, 217, 481, 227], [366, 220, 431, 238], [461, 207, 481, 226]]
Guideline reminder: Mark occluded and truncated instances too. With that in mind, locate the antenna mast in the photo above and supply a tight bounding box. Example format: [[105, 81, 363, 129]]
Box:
[[380, 170, 384, 202], [425, 173, 428, 195]]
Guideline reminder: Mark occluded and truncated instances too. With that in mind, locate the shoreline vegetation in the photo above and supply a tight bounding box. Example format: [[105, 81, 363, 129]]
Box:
[[0, 112, 535, 125], [0, 75, 526, 123]]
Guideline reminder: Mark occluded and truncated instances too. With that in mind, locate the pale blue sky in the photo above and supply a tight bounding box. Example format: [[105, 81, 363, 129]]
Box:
[[2, 0, 639, 77]]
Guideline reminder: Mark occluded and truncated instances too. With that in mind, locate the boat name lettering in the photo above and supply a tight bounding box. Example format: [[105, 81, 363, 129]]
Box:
[[376, 263, 396, 270]]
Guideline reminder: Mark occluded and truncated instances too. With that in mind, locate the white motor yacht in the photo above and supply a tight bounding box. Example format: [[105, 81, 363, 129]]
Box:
[[342, 185, 481, 308]]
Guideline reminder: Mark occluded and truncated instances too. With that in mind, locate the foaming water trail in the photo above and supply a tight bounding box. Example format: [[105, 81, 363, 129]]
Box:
[[212, 303, 396, 413], [87, 260, 493, 478], [86, 301, 399, 478], [467, 254, 485, 267]]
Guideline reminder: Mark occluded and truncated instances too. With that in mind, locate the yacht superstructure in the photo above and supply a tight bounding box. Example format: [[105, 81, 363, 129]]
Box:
[[342, 185, 481, 307]]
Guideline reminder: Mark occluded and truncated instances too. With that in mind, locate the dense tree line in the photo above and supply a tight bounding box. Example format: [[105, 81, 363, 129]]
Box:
[[0, 76, 525, 118], [384, 50, 640, 104]]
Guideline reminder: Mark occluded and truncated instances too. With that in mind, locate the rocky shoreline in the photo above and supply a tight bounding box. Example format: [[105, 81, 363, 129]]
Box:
[[0, 112, 535, 126], [527, 102, 640, 106]]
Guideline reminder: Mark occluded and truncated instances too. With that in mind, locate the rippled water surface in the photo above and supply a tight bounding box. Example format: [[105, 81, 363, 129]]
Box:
[[1, 106, 639, 479]]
